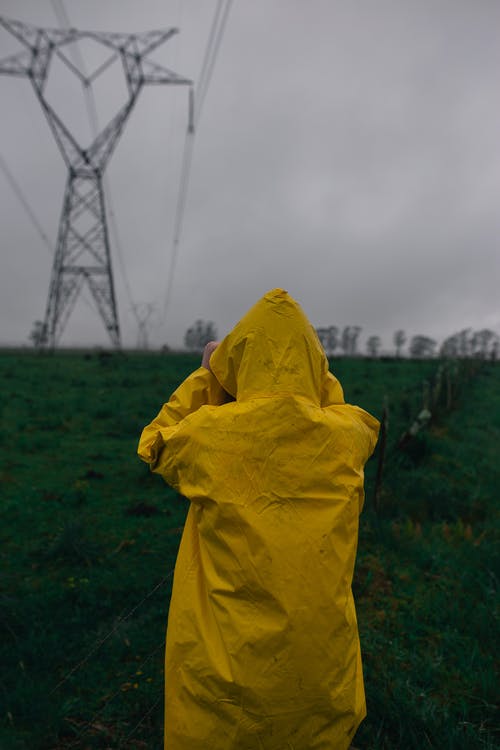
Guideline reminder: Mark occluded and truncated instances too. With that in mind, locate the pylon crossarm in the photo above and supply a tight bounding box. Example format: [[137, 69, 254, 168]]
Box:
[[128, 29, 178, 57], [0, 49, 32, 76], [84, 31, 133, 53], [134, 58, 192, 86], [43, 27, 79, 46], [0, 15, 79, 46], [0, 17, 79, 86], [85, 28, 178, 58], [0, 16, 39, 49]]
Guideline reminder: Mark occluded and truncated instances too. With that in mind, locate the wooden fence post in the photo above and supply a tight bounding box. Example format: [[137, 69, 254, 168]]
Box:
[[446, 366, 453, 410], [422, 379, 430, 411], [432, 365, 443, 410], [372, 398, 388, 515]]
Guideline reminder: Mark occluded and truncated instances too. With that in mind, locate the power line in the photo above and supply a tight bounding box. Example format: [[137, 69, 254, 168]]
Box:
[[161, 0, 184, 170], [105, 188, 141, 326], [0, 152, 98, 318], [162, 0, 235, 323], [196, 0, 226, 122], [51, 0, 98, 136], [162, 122, 195, 322], [152, 0, 183, 337], [0, 152, 53, 254], [195, 0, 234, 127]]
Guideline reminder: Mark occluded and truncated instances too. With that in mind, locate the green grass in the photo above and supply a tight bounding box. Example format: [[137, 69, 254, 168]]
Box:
[[0, 351, 498, 749]]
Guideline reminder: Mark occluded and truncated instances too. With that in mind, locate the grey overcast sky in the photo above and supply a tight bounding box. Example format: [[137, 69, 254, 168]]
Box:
[[0, 0, 499, 352]]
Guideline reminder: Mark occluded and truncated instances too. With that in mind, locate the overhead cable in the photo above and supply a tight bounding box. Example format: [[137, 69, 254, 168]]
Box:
[[50, 0, 99, 134], [162, 109, 196, 323], [0, 152, 53, 254], [195, 0, 234, 127], [195, 0, 225, 124], [0, 152, 98, 315], [162, 0, 235, 322]]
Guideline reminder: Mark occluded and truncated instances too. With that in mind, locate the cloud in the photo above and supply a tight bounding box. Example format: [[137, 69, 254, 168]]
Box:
[[0, 0, 499, 350]]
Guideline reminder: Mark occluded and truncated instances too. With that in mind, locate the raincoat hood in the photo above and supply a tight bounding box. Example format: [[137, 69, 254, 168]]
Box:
[[210, 288, 343, 405]]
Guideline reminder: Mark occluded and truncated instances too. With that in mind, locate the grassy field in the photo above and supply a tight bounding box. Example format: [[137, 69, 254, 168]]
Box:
[[1, 350, 498, 749]]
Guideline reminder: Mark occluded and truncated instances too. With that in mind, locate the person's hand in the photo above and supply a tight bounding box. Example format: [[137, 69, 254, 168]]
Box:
[[201, 341, 219, 371]]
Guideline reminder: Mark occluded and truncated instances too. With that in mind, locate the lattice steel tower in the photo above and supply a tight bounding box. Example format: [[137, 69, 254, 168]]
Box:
[[0, 16, 191, 347]]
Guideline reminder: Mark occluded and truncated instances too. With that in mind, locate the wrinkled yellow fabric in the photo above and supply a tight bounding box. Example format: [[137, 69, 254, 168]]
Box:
[[138, 289, 379, 750]]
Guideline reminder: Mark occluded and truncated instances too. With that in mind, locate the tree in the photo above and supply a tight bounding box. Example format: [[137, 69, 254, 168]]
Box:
[[393, 329, 406, 358], [457, 328, 472, 358], [340, 326, 362, 356], [409, 335, 436, 359], [441, 328, 499, 359], [440, 333, 459, 359], [184, 319, 218, 352], [316, 326, 338, 356], [29, 320, 48, 349], [366, 335, 381, 358], [471, 329, 499, 359]]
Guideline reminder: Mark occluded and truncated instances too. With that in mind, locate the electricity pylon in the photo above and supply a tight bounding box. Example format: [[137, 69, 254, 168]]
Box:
[[0, 16, 191, 348], [133, 302, 156, 350]]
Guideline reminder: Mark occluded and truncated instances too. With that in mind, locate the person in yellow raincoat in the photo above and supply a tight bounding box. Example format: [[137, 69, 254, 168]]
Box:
[[138, 288, 379, 750]]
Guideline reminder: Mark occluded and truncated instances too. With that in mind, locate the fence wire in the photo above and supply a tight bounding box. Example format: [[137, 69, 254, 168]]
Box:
[[50, 571, 174, 697]]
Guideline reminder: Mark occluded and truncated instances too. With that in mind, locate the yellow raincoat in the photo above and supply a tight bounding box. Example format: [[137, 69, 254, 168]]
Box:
[[138, 289, 379, 750]]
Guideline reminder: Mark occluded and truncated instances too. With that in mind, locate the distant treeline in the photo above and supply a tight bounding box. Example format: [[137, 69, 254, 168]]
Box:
[[177, 319, 500, 360], [314, 326, 499, 360]]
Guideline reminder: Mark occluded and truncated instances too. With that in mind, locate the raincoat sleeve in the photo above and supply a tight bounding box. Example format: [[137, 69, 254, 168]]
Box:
[[137, 366, 228, 469], [350, 406, 380, 461], [321, 370, 380, 461], [321, 370, 345, 406]]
